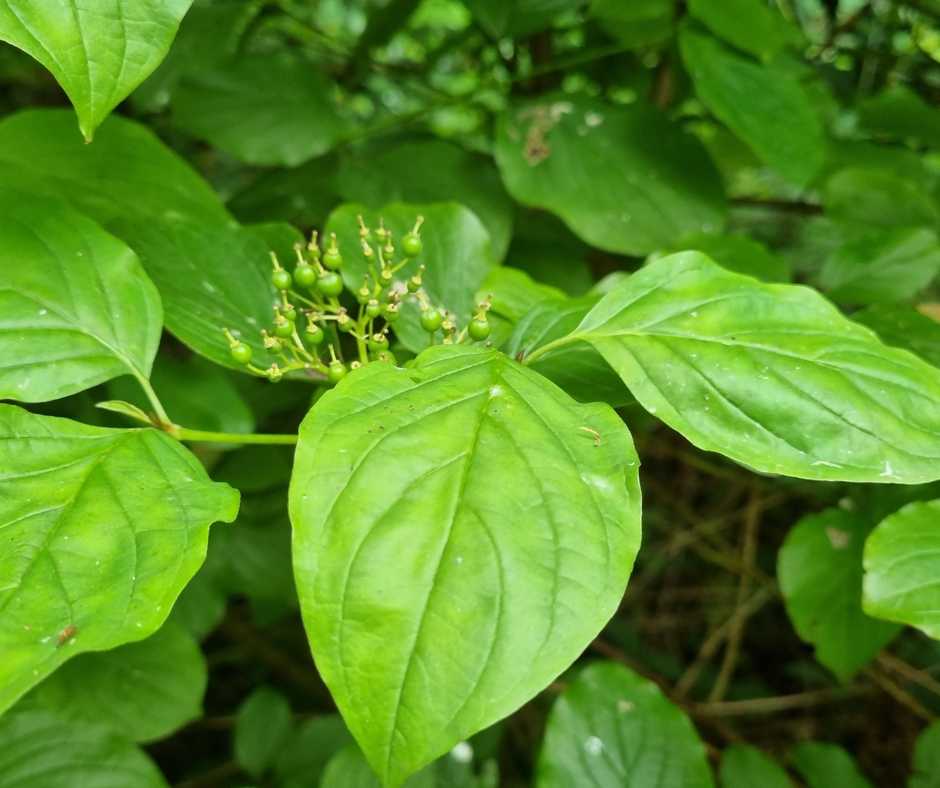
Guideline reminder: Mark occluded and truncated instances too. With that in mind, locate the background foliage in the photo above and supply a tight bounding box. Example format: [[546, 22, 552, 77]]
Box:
[[1, 0, 940, 786]]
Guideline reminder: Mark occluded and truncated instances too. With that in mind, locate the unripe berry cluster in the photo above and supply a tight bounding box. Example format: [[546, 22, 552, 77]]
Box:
[[223, 215, 492, 385]]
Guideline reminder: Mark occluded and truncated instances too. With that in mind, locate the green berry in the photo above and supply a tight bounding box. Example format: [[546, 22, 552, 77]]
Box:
[[383, 303, 400, 322], [402, 233, 422, 257], [282, 304, 297, 322], [317, 271, 344, 297], [407, 273, 422, 292], [336, 313, 354, 332], [468, 318, 491, 341], [294, 263, 317, 288], [327, 360, 347, 383], [323, 248, 343, 270], [373, 350, 397, 365], [420, 308, 443, 332], [230, 342, 252, 364], [356, 285, 371, 304], [368, 333, 389, 352], [305, 322, 325, 344], [274, 317, 294, 338], [365, 299, 382, 319], [272, 269, 292, 290]]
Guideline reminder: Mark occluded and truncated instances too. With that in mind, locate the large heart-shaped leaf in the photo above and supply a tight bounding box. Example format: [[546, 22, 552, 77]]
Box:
[[779, 509, 900, 681], [0, 189, 161, 403], [558, 252, 940, 483], [289, 346, 641, 785], [863, 499, 940, 639], [495, 95, 726, 255], [0, 707, 168, 787], [26, 621, 206, 742], [325, 202, 497, 353], [0, 0, 193, 140], [0, 405, 239, 714], [536, 662, 713, 787]]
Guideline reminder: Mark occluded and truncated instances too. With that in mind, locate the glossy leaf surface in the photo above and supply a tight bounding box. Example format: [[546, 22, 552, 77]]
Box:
[[0, 190, 161, 403], [289, 346, 641, 785], [0, 405, 238, 714], [863, 499, 940, 639], [570, 252, 940, 483], [0, 0, 192, 139]]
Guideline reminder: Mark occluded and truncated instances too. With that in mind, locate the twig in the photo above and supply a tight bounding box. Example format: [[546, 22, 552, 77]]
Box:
[[709, 490, 763, 702], [865, 667, 936, 722], [674, 584, 777, 698], [691, 686, 868, 717]]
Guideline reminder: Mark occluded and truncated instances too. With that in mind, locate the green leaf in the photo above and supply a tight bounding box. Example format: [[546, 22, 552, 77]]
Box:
[[791, 742, 873, 788], [863, 500, 940, 639], [590, 0, 674, 48], [465, 0, 579, 37], [321, 745, 435, 788], [778, 509, 900, 681], [719, 745, 792, 788], [132, 0, 262, 113], [0, 189, 161, 403], [0, 110, 228, 226], [325, 202, 497, 353], [108, 355, 255, 437], [235, 686, 294, 777], [109, 215, 279, 372], [0, 707, 168, 787], [535, 662, 713, 787], [172, 52, 351, 167], [0, 0, 193, 140], [0, 111, 278, 370], [476, 267, 565, 325], [274, 714, 354, 788], [688, 0, 801, 59], [336, 139, 515, 261], [853, 304, 940, 368], [0, 404, 239, 714], [495, 94, 726, 256], [819, 227, 940, 305], [289, 346, 641, 786], [857, 85, 940, 148], [822, 167, 940, 229], [508, 296, 631, 406], [566, 251, 940, 483], [26, 621, 206, 743], [911, 721, 940, 788], [680, 26, 824, 185], [665, 232, 790, 282]]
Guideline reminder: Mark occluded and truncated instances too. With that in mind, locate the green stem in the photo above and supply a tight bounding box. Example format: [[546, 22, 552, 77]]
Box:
[[133, 373, 171, 425], [171, 427, 298, 446], [521, 334, 581, 366]]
